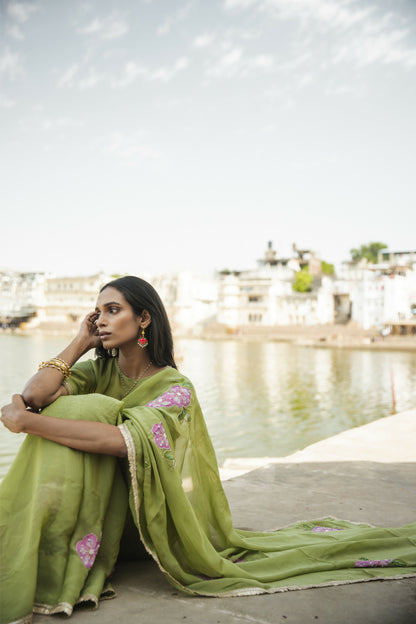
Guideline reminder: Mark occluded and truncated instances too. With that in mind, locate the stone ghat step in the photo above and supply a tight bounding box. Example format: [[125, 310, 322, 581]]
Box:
[[220, 407, 416, 480]]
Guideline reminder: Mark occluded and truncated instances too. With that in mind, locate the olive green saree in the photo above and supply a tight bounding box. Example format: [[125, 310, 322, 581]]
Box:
[[1, 363, 415, 624]]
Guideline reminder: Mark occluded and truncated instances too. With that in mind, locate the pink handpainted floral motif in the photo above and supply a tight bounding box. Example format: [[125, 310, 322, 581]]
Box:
[[146, 385, 191, 409], [355, 558, 392, 568], [151, 422, 171, 450], [76, 533, 101, 569], [312, 526, 342, 533]]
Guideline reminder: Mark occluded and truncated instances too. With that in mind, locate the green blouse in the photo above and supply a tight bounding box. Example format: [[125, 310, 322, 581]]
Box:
[[65, 357, 175, 402]]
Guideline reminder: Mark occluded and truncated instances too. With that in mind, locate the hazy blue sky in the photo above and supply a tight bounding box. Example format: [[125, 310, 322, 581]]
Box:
[[1, 0, 415, 276]]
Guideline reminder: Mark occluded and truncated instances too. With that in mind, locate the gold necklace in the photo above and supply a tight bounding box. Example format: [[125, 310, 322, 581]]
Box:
[[117, 359, 152, 398]]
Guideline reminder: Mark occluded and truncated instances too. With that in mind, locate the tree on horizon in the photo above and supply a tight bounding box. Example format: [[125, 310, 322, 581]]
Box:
[[349, 242, 388, 264], [293, 267, 313, 292]]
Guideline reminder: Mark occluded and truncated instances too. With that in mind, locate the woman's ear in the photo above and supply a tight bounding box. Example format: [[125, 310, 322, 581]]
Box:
[[140, 309, 152, 328]]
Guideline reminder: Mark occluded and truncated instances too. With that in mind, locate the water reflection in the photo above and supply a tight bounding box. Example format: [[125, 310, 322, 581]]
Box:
[[1, 334, 416, 479], [177, 339, 416, 463]]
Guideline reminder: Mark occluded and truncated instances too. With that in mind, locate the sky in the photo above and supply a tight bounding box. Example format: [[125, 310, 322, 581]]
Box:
[[1, 0, 415, 277]]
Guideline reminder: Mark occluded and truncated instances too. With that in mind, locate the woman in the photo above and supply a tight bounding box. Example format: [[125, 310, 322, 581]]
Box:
[[1, 276, 415, 624]]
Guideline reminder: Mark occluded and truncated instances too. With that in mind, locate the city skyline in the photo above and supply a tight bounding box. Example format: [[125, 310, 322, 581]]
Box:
[[1, 0, 415, 277]]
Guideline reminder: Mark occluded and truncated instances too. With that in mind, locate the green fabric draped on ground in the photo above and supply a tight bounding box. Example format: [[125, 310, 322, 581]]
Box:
[[1, 366, 416, 624]]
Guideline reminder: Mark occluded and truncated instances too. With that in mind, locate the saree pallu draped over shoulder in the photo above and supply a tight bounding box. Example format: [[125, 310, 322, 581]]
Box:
[[1, 367, 416, 624]]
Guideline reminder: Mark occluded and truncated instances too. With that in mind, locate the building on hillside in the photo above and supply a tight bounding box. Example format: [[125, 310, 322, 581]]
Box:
[[150, 271, 218, 334], [40, 273, 110, 327], [291, 243, 322, 276], [377, 249, 416, 268], [217, 242, 335, 328], [337, 254, 416, 329]]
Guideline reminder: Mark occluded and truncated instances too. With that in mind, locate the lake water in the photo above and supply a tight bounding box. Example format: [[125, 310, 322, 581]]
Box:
[[1, 334, 416, 479]]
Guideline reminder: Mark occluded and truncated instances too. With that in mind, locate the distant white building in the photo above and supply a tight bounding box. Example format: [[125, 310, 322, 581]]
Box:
[[337, 251, 416, 329], [151, 271, 218, 334], [217, 242, 335, 328], [2, 246, 415, 334], [0, 271, 46, 326], [41, 273, 111, 326], [378, 249, 416, 268]]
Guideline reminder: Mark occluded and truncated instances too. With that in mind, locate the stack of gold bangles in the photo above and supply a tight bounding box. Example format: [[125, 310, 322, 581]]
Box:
[[38, 358, 71, 379]]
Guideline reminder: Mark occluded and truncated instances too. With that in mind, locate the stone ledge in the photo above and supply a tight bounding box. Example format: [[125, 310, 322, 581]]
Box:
[[220, 408, 416, 480]]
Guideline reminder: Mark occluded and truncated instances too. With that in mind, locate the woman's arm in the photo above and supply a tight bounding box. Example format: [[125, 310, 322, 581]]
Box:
[[22, 312, 101, 410], [1, 395, 127, 457]]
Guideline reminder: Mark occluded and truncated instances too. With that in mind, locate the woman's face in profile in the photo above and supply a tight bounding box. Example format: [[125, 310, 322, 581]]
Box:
[[95, 287, 141, 350]]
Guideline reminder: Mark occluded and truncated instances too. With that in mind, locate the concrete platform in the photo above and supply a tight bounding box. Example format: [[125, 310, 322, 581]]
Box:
[[220, 408, 416, 479], [33, 412, 416, 624]]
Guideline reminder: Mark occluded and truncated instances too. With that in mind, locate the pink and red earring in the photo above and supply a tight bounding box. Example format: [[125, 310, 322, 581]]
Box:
[[138, 327, 148, 348]]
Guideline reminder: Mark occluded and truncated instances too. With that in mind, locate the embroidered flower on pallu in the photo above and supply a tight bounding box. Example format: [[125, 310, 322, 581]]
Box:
[[355, 558, 392, 568], [151, 422, 171, 450], [146, 385, 191, 409], [355, 558, 407, 568], [312, 526, 342, 533], [151, 422, 175, 466], [76, 533, 101, 569], [196, 573, 221, 580]]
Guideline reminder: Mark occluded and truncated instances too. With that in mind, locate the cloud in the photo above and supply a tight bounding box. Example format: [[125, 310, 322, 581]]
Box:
[[223, 0, 416, 70], [78, 11, 129, 40], [205, 47, 243, 77], [157, 2, 193, 36], [272, 0, 372, 31], [224, 0, 372, 31], [205, 47, 275, 78], [57, 63, 80, 88], [332, 26, 416, 69], [0, 48, 23, 80], [149, 56, 190, 82], [113, 56, 190, 87], [278, 52, 312, 72], [91, 131, 160, 166], [5, 1, 38, 41], [224, 0, 257, 8], [7, 24, 25, 40], [248, 54, 274, 69], [42, 117, 85, 131], [0, 93, 14, 108], [77, 69, 105, 90], [59, 55, 190, 90], [222, 48, 243, 66], [112, 61, 146, 88], [7, 1, 38, 23], [193, 33, 215, 48], [325, 83, 363, 97], [57, 62, 106, 90]]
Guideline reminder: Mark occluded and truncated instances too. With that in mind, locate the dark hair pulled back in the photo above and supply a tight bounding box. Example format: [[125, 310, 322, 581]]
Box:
[[96, 276, 177, 369]]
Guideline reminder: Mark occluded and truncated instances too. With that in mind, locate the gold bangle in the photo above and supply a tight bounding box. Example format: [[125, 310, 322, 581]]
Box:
[[38, 358, 71, 379], [50, 358, 70, 378], [38, 361, 70, 379], [50, 358, 71, 375]]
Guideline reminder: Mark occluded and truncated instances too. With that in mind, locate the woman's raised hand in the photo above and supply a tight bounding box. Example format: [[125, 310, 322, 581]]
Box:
[[21, 312, 103, 411], [77, 312, 102, 350]]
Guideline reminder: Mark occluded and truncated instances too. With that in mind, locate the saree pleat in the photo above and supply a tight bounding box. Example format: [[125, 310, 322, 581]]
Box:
[[1, 368, 416, 623], [0, 395, 128, 623]]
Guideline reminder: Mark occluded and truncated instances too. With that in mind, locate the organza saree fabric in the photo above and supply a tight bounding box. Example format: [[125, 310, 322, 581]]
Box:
[[1, 365, 416, 623]]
